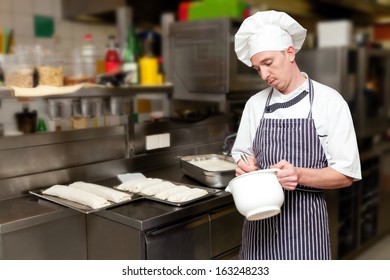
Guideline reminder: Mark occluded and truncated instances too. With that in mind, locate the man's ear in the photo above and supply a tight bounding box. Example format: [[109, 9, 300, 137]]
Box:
[[286, 46, 296, 62]]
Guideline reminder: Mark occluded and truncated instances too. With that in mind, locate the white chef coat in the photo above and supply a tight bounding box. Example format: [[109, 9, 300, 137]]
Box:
[[231, 73, 362, 181]]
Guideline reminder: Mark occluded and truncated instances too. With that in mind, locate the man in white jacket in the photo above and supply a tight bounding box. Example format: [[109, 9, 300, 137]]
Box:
[[231, 10, 362, 260]]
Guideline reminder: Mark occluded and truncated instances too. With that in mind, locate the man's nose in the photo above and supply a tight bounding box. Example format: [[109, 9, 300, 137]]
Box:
[[259, 68, 268, 81]]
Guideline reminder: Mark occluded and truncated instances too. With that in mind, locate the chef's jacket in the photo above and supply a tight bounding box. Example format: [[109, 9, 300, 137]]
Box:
[[231, 73, 362, 181]]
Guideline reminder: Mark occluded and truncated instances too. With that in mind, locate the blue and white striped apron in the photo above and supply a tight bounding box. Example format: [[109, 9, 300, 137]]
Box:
[[239, 79, 331, 260]]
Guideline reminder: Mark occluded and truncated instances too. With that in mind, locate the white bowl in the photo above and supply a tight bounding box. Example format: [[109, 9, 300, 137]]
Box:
[[226, 169, 284, 221]]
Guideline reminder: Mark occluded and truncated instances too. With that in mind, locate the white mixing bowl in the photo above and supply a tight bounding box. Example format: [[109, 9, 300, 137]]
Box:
[[226, 169, 284, 221]]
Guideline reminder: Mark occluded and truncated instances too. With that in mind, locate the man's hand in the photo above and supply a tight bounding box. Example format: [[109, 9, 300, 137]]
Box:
[[271, 160, 299, 190], [235, 155, 257, 176]]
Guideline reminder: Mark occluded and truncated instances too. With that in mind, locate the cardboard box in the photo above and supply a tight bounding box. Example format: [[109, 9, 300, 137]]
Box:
[[317, 20, 353, 48]]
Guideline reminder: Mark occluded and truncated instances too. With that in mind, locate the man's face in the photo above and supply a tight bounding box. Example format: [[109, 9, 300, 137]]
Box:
[[250, 48, 294, 93]]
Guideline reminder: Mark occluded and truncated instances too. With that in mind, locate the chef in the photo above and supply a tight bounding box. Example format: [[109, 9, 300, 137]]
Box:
[[231, 10, 362, 259]]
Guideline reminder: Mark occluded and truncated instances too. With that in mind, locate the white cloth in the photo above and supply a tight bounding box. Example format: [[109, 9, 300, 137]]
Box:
[[69, 181, 132, 203], [235, 10, 307, 66], [167, 188, 208, 203], [154, 185, 190, 200], [9, 83, 104, 97], [42, 184, 110, 209], [116, 178, 163, 193], [117, 172, 146, 183], [231, 74, 362, 181]]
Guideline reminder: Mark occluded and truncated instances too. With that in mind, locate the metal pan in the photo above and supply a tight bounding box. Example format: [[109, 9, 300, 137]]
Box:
[[29, 188, 144, 214], [114, 180, 221, 207], [178, 154, 236, 188]]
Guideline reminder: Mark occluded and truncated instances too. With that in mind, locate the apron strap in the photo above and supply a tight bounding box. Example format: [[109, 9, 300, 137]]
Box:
[[265, 90, 309, 113], [308, 78, 314, 119], [262, 78, 314, 118]]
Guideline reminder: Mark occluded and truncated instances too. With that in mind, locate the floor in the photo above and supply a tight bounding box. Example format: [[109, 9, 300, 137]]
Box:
[[353, 234, 390, 260]]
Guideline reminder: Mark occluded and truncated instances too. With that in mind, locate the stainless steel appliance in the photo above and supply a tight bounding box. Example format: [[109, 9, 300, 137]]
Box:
[[296, 47, 389, 143], [297, 48, 389, 258], [169, 18, 266, 101]]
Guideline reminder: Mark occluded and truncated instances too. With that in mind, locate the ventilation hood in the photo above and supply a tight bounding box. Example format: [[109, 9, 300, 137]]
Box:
[[62, 0, 390, 27], [61, 0, 184, 26], [62, 0, 126, 23]]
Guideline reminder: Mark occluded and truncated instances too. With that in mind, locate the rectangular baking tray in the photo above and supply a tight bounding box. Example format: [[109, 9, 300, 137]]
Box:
[[114, 181, 221, 207], [29, 188, 144, 214], [178, 154, 236, 188]]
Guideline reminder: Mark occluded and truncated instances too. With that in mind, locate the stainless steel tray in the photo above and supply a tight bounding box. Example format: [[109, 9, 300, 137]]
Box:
[[114, 180, 221, 207], [179, 154, 236, 188], [29, 188, 144, 214]]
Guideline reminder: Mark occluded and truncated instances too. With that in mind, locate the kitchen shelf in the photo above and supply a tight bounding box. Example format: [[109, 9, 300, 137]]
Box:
[[0, 83, 174, 100]]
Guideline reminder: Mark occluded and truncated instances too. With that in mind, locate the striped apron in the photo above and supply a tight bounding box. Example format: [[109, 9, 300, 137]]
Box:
[[239, 79, 331, 260]]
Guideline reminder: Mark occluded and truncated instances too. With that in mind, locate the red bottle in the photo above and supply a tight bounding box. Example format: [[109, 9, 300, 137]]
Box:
[[104, 35, 121, 74]]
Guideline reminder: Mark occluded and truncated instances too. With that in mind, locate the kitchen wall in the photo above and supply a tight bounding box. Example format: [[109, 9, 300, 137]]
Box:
[[0, 0, 116, 134], [0, 0, 116, 55]]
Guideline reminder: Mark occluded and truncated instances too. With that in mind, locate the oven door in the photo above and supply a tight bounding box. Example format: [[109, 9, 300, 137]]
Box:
[[170, 18, 266, 96], [145, 214, 210, 260], [228, 40, 267, 93]]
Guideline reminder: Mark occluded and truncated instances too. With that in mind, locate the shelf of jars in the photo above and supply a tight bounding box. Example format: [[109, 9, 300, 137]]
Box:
[[0, 83, 174, 100]]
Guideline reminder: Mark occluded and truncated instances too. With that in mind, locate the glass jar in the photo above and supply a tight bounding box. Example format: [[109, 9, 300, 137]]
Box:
[[64, 48, 96, 85], [36, 53, 64, 86], [2, 53, 34, 88]]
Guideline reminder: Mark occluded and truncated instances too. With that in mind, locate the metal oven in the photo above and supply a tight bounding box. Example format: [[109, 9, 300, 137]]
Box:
[[169, 18, 266, 101], [296, 47, 389, 144]]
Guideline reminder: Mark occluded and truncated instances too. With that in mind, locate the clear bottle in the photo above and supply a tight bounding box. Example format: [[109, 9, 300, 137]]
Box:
[[81, 33, 97, 82], [121, 26, 140, 85], [104, 35, 121, 75]]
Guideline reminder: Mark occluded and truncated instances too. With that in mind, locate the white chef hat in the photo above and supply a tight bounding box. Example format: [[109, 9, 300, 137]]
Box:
[[235, 10, 307, 66]]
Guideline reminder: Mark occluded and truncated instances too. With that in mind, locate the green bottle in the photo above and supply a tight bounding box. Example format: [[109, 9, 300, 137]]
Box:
[[122, 26, 140, 85], [37, 118, 47, 132]]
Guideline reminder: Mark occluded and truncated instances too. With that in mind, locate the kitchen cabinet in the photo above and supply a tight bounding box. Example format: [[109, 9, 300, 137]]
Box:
[[86, 214, 143, 260], [0, 196, 87, 260], [378, 147, 390, 236], [0, 85, 173, 129], [86, 200, 243, 260], [0, 84, 173, 157], [209, 205, 242, 259], [327, 149, 386, 259], [86, 163, 243, 260], [145, 214, 211, 260]]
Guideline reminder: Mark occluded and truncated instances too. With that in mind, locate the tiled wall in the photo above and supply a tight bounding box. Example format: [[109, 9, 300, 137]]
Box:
[[0, 0, 117, 134], [0, 0, 116, 56]]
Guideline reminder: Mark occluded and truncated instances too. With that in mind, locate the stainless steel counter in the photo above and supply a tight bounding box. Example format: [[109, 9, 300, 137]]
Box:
[[0, 196, 87, 259], [0, 163, 241, 260], [92, 163, 235, 231], [0, 195, 76, 233], [86, 163, 242, 260]]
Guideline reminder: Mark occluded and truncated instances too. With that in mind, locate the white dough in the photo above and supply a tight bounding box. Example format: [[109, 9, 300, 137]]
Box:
[[116, 178, 163, 193], [43, 184, 110, 209], [69, 181, 132, 203], [140, 181, 177, 196], [154, 185, 190, 200], [189, 158, 236, 171], [167, 188, 208, 203]]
